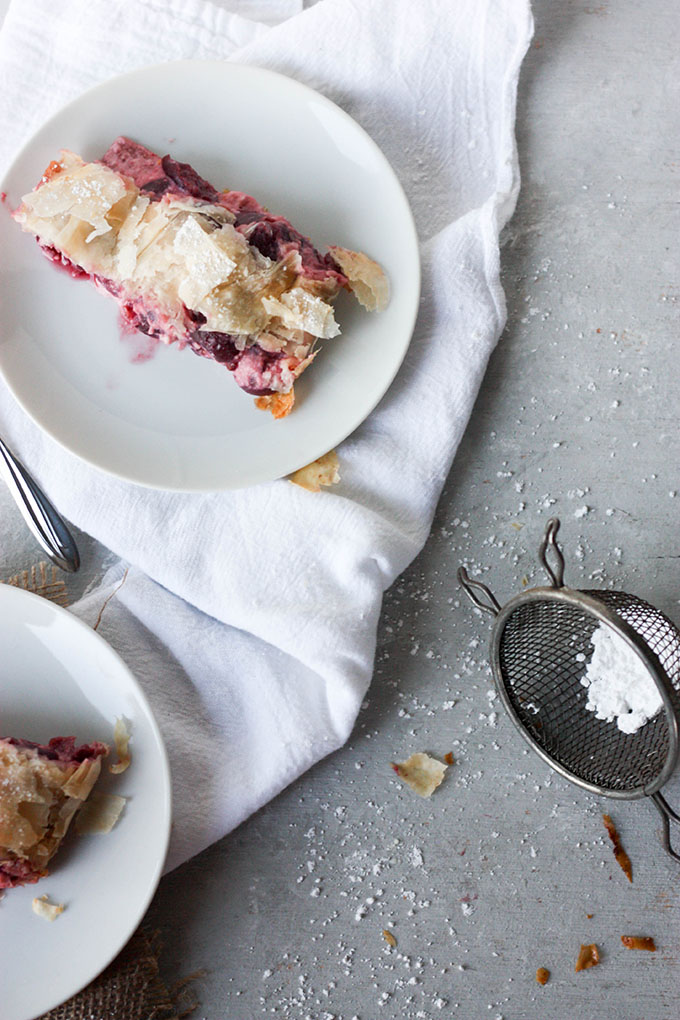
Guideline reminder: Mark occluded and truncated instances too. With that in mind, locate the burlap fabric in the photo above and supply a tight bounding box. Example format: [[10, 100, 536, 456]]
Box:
[[38, 928, 187, 1020], [4, 565, 197, 1020]]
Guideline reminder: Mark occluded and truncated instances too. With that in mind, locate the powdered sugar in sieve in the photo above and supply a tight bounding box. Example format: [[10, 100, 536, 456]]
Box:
[[458, 517, 680, 863], [580, 623, 664, 734]]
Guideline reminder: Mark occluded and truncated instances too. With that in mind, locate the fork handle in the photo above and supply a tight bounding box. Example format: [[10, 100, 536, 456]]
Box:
[[0, 438, 80, 573]]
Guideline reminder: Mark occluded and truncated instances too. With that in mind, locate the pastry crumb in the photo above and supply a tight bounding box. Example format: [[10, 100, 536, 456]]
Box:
[[75, 792, 126, 834], [32, 894, 65, 921], [621, 935, 656, 951], [255, 390, 295, 419], [382, 929, 397, 948], [289, 450, 340, 492], [391, 752, 448, 797], [329, 246, 390, 312], [110, 716, 131, 774], [603, 813, 632, 882], [575, 943, 600, 972], [536, 967, 550, 985]]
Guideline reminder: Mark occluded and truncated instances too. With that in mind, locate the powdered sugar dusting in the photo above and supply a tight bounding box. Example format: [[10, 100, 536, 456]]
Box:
[[580, 624, 663, 734]]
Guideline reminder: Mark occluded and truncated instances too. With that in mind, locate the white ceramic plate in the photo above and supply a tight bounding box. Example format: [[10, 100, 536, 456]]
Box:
[[0, 62, 420, 490], [0, 584, 171, 1020]]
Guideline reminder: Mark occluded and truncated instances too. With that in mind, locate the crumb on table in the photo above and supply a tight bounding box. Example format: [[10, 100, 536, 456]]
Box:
[[575, 944, 600, 972], [603, 813, 632, 882], [621, 935, 656, 951]]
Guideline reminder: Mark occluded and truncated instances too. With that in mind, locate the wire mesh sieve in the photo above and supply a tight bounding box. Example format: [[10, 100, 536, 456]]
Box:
[[459, 517, 680, 863]]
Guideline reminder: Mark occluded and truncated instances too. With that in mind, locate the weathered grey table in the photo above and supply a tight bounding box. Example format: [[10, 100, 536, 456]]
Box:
[[2, 1, 678, 1017]]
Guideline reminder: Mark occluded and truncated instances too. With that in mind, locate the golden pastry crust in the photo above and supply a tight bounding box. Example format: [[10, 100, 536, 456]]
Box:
[[288, 450, 340, 492], [621, 935, 656, 951], [603, 813, 632, 882], [109, 717, 131, 775], [390, 752, 448, 797], [575, 944, 600, 972], [329, 245, 390, 312], [255, 390, 296, 419], [75, 791, 126, 835], [0, 738, 108, 887]]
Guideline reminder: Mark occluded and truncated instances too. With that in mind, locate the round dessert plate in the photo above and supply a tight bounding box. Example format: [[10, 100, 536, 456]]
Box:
[[0, 583, 171, 1020], [0, 61, 420, 490]]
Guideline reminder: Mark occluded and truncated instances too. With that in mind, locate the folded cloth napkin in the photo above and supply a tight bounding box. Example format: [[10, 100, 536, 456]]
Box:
[[0, 0, 533, 869]]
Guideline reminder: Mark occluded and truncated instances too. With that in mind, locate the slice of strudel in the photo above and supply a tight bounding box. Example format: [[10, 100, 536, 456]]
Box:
[[13, 138, 389, 418], [0, 735, 109, 888]]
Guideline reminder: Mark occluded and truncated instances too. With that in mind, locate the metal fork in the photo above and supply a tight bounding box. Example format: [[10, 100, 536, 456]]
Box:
[[0, 437, 80, 573]]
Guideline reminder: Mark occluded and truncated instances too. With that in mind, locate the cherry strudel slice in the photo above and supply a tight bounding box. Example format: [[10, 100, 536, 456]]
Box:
[[0, 736, 109, 889], [13, 138, 389, 417]]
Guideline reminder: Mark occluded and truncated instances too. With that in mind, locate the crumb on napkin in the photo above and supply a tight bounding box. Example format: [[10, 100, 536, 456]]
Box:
[[288, 450, 340, 492]]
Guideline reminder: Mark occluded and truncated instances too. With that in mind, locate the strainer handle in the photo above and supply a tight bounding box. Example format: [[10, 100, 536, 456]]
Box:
[[650, 792, 680, 864], [457, 567, 501, 617], [538, 517, 565, 588]]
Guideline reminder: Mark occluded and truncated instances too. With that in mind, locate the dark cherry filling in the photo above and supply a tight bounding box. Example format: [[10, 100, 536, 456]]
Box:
[[119, 299, 166, 340], [157, 155, 221, 203], [3, 735, 109, 764], [40, 243, 89, 279], [234, 347, 288, 396], [95, 275, 120, 297], [228, 205, 345, 283], [0, 857, 43, 888], [187, 312, 286, 393], [139, 178, 171, 196], [189, 329, 240, 369], [189, 332, 287, 394], [100, 137, 165, 189], [222, 192, 345, 282], [101, 136, 347, 285]]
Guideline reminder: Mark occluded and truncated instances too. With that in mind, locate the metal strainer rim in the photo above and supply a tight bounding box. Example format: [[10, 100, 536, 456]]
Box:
[[489, 585, 680, 800]]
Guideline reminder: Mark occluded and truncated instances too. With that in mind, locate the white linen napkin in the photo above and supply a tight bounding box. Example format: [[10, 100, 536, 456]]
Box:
[[0, 0, 533, 869]]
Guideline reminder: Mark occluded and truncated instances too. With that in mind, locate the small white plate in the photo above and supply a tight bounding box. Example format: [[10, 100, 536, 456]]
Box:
[[0, 61, 420, 490], [0, 584, 171, 1020]]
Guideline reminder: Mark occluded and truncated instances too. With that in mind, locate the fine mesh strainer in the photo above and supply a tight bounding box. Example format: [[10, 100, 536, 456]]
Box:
[[458, 517, 680, 863]]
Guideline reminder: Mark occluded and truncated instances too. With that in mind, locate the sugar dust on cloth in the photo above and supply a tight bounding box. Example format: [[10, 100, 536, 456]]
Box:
[[579, 625, 663, 734]]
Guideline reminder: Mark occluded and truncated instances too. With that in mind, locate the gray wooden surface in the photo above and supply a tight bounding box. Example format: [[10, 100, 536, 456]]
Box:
[[1, 1, 678, 1017]]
